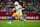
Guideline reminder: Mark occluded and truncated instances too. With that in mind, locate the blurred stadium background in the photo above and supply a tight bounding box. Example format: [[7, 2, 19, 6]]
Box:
[[0, 0, 40, 27]]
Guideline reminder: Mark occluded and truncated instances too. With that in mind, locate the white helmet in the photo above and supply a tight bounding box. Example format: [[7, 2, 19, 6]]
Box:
[[14, 1, 19, 5]]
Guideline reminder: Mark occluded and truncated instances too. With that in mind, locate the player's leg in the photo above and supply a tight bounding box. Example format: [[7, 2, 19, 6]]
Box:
[[18, 15, 22, 20], [10, 16, 14, 22], [20, 15, 25, 23], [10, 13, 17, 22], [7, 16, 14, 24], [18, 15, 24, 21], [19, 15, 24, 21], [18, 16, 20, 20], [7, 13, 17, 24]]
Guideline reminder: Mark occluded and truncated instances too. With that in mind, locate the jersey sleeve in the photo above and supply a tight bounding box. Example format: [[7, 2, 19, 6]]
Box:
[[19, 5, 22, 8]]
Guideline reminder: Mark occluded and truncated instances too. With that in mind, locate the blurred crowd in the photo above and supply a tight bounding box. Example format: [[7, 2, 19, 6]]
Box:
[[0, 0, 40, 13], [23, 0, 40, 13]]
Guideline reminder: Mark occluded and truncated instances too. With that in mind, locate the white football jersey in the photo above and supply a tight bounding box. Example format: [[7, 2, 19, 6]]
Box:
[[15, 5, 22, 15]]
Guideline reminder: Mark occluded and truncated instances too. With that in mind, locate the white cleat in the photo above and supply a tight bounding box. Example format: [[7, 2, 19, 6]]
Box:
[[7, 22, 11, 24]]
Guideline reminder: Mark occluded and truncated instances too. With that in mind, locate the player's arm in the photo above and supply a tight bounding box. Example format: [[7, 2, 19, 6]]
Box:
[[20, 7, 24, 11], [20, 7, 24, 9], [20, 5, 24, 10], [12, 8, 16, 11]]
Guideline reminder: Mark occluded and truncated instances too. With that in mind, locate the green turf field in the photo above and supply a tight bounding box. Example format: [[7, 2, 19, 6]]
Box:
[[0, 20, 40, 27]]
